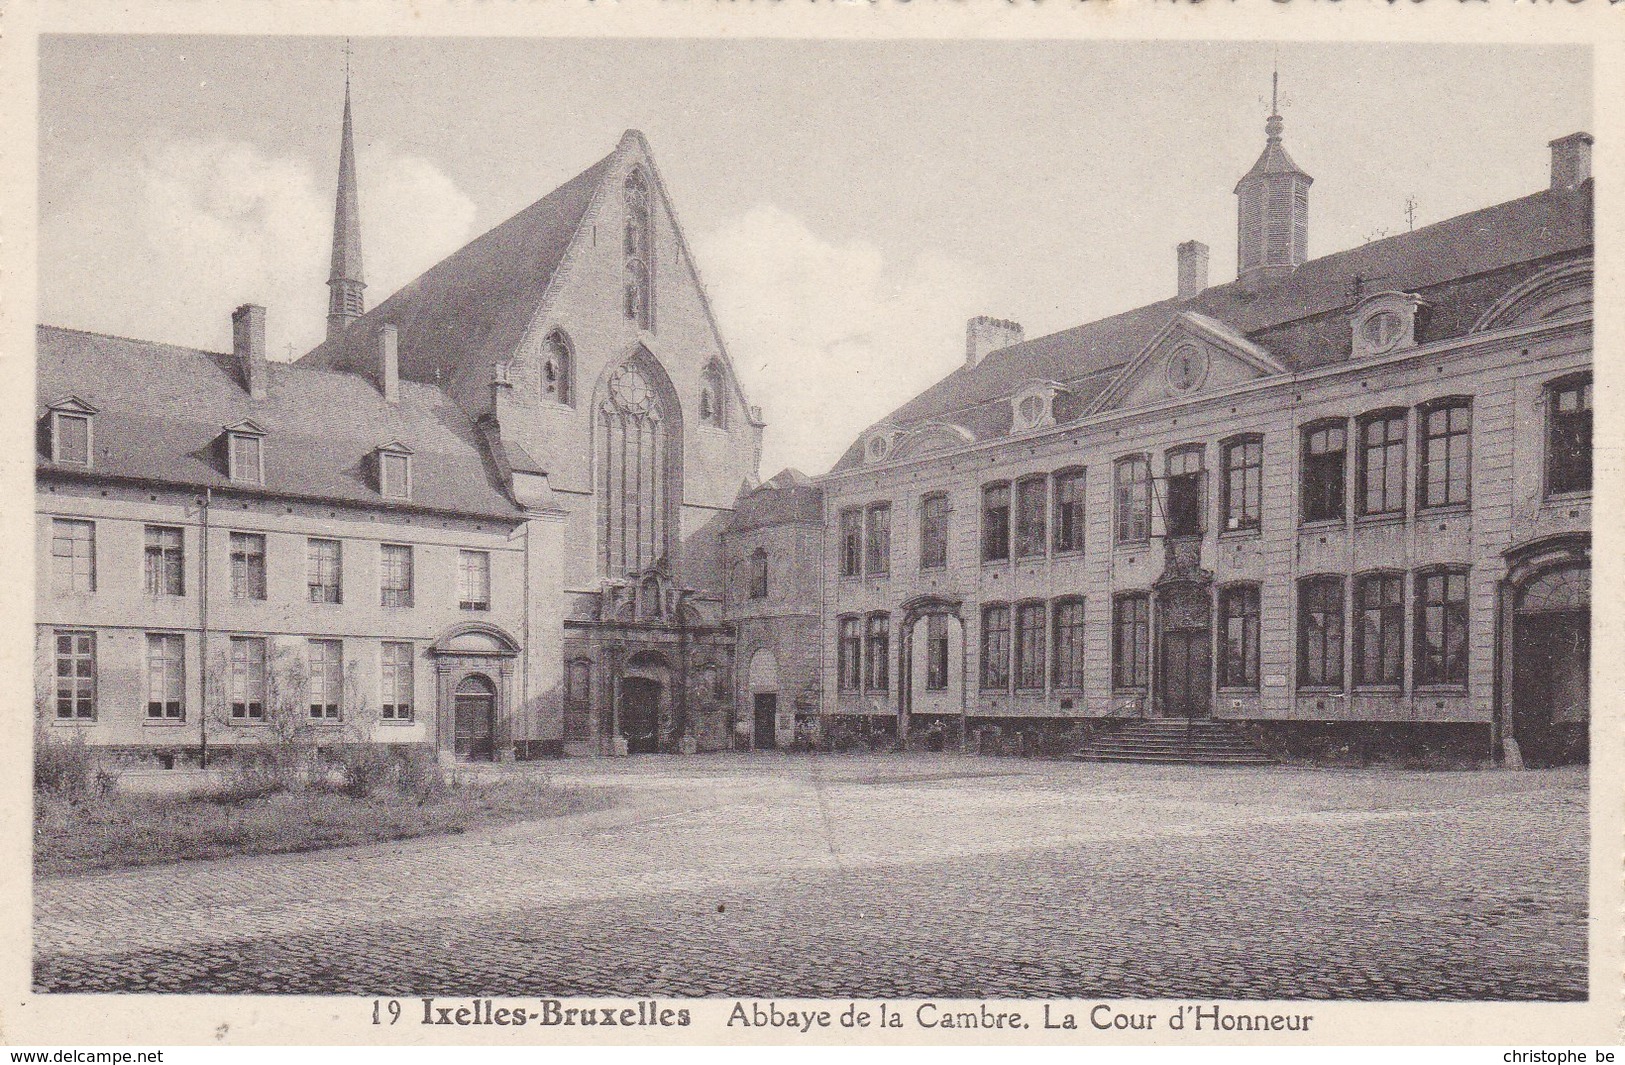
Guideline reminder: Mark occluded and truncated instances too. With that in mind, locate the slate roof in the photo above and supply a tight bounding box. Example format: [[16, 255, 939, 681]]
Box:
[[831, 183, 1592, 473], [37, 326, 521, 519], [725, 469, 824, 532], [301, 150, 616, 392]]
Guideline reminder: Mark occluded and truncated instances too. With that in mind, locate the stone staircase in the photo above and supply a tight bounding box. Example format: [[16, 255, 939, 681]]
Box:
[[1072, 719, 1274, 766]]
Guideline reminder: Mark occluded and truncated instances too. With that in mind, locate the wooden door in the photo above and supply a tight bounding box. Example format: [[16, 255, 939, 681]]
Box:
[[621, 677, 661, 754], [1161, 628, 1212, 718], [754, 693, 778, 750]]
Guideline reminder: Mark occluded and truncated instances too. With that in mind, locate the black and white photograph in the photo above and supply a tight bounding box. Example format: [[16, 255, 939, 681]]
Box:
[[7, 14, 1617, 1048]]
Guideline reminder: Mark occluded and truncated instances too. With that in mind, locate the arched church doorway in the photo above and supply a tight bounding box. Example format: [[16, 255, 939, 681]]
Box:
[[1507, 548, 1590, 767], [453, 674, 497, 761], [620, 677, 662, 754]]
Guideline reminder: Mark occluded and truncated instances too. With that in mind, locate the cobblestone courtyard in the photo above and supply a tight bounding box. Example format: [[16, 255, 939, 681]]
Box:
[[34, 755, 1587, 999]]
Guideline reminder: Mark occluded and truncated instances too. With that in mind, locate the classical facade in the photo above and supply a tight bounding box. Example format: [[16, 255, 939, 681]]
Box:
[[37, 84, 763, 762], [817, 117, 1593, 766]]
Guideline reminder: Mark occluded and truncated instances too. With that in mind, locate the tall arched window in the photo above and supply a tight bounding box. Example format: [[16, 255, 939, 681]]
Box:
[[699, 361, 726, 429], [597, 352, 681, 577], [542, 330, 574, 407], [623, 170, 654, 331]]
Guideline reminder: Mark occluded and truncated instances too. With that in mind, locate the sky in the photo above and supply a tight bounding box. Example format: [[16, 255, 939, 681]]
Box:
[[38, 37, 1590, 477]]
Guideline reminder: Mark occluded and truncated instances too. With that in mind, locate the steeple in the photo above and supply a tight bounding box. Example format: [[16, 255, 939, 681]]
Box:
[[326, 59, 365, 341], [1234, 70, 1312, 288]]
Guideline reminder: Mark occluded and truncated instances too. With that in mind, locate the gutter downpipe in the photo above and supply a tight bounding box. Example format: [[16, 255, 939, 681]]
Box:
[[199, 487, 211, 768]]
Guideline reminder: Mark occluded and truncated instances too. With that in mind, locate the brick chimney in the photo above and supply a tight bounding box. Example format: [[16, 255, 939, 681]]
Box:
[[377, 324, 399, 404], [965, 316, 1024, 368], [232, 304, 267, 399], [1177, 240, 1210, 299], [1549, 132, 1592, 191]]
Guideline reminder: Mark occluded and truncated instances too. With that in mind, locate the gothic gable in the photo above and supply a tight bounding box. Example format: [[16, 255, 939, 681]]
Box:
[[1089, 311, 1288, 415]]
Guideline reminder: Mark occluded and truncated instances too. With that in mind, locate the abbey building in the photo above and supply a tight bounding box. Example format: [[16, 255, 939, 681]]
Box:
[[36, 86, 1592, 766]]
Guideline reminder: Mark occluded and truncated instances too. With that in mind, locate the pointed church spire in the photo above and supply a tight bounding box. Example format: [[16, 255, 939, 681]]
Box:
[[326, 53, 365, 341], [1234, 69, 1312, 288]]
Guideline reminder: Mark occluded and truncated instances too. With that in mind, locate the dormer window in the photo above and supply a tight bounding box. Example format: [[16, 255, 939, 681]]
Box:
[[1351, 292, 1425, 358], [1010, 382, 1061, 433], [862, 426, 901, 465], [47, 397, 97, 467], [376, 442, 414, 501], [222, 419, 267, 486]]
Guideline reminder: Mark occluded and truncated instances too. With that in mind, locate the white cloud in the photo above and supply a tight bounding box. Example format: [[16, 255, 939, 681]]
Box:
[[697, 205, 993, 477], [41, 137, 476, 362]]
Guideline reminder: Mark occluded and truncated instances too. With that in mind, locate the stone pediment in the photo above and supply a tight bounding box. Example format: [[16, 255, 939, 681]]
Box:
[[1089, 312, 1288, 415]]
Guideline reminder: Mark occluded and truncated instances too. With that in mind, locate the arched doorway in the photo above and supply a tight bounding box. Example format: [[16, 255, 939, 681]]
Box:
[[1505, 538, 1590, 767], [1157, 584, 1212, 719], [620, 650, 670, 754], [453, 674, 497, 761], [748, 648, 780, 750]]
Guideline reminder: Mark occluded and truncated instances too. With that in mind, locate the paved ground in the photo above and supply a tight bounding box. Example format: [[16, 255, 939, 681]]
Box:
[[34, 754, 1587, 999]]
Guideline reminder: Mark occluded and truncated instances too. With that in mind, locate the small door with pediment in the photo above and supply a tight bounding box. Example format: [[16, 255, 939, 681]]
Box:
[[453, 674, 497, 761]]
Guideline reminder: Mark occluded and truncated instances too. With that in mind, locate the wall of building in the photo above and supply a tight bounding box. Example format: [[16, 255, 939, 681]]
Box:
[[721, 521, 824, 745], [36, 480, 528, 755], [820, 312, 1591, 728]]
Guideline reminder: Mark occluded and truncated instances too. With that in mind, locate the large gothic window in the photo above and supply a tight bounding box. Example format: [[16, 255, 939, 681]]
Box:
[[623, 170, 654, 331], [598, 355, 680, 577]]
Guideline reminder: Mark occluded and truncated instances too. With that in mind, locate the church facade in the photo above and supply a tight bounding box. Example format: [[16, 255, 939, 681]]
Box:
[[816, 116, 1593, 766], [37, 87, 763, 763]]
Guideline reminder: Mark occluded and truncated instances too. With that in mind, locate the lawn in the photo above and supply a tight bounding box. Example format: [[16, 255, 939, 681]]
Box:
[[34, 772, 610, 879]]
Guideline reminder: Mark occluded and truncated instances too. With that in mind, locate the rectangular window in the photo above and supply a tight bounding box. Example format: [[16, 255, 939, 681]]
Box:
[[979, 604, 1010, 690], [307, 538, 342, 604], [837, 616, 862, 691], [381, 641, 414, 721], [865, 614, 890, 692], [1218, 585, 1260, 688], [1415, 570, 1469, 687], [1358, 412, 1407, 517], [380, 451, 412, 500], [229, 636, 267, 720], [1113, 595, 1149, 689], [864, 504, 891, 576], [919, 493, 949, 570], [307, 638, 342, 719], [981, 483, 1011, 562], [144, 525, 184, 596], [749, 549, 768, 599], [1115, 457, 1150, 544], [1053, 469, 1086, 553], [459, 550, 492, 611], [1302, 422, 1347, 523], [1015, 477, 1047, 558], [380, 543, 414, 608], [1353, 572, 1405, 687], [1298, 576, 1345, 688], [1419, 400, 1471, 509], [53, 630, 95, 720], [54, 412, 91, 466], [925, 614, 949, 691], [1014, 602, 1045, 690], [1222, 438, 1262, 532], [51, 519, 96, 595], [1547, 377, 1592, 495], [1052, 599, 1086, 690], [838, 508, 862, 578], [145, 633, 185, 719], [228, 433, 263, 485], [229, 532, 267, 600], [1165, 447, 1206, 537]]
